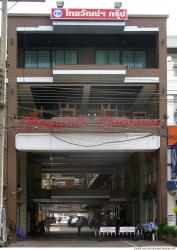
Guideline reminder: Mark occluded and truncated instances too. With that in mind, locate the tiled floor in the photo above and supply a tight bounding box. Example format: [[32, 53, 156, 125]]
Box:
[[8, 225, 176, 248]]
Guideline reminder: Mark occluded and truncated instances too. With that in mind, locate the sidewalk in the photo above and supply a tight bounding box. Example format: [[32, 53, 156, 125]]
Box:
[[8, 225, 175, 248]]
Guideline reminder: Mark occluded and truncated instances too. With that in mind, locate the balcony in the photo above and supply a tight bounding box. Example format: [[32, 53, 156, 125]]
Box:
[[18, 102, 158, 120], [16, 82, 160, 133]]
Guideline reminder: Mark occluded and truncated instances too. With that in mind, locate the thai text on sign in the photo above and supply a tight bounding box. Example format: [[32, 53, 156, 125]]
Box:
[[17, 117, 161, 129], [51, 8, 128, 20]]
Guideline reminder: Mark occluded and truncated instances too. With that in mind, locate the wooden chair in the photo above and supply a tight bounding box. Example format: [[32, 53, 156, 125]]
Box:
[[59, 103, 76, 117], [101, 104, 118, 117], [28, 107, 43, 118]]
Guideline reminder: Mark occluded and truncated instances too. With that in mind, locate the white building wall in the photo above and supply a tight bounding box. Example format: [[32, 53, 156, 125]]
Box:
[[15, 133, 160, 152], [167, 59, 177, 125], [167, 36, 177, 225], [167, 192, 176, 226], [167, 148, 176, 225]]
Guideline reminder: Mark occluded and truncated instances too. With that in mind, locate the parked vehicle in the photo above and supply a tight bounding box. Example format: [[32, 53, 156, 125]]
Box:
[[45, 216, 56, 224], [68, 216, 88, 227], [70, 217, 78, 227]]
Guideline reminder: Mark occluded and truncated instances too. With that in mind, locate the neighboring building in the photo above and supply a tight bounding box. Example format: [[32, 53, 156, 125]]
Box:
[[6, 6, 167, 239], [167, 36, 177, 226]]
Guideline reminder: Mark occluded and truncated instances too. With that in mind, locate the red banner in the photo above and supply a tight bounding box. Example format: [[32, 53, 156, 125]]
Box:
[[17, 117, 161, 129], [17, 117, 87, 128], [99, 117, 161, 127], [51, 8, 128, 20]]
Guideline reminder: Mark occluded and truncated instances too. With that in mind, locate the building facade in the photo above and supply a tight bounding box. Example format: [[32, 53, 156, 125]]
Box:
[[167, 36, 177, 226], [6, 8, 167, 239]]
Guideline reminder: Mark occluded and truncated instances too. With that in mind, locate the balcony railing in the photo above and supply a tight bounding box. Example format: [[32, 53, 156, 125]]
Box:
[[16, 103, 161, 133], [19, 103, 158, 120]]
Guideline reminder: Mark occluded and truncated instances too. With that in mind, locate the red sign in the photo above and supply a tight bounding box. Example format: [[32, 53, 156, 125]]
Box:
[[168, 126, 177, 145], [51, 8, 128, 20], [99, 117, 161, 127], [17, 117, 161, 129], [17, 117, 87, 128]]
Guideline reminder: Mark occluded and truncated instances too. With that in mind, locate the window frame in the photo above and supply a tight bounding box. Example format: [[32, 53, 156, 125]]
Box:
[[95, 49, 147, 68], [24, 49, 78, 68]]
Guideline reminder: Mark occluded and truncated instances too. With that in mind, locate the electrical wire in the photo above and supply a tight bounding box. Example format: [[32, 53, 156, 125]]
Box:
[[51, 133, 157, 148], [7, 2, 18, 12]]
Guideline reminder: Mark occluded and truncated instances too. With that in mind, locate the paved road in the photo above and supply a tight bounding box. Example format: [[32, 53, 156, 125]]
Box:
[[9, 224, 175, 248]]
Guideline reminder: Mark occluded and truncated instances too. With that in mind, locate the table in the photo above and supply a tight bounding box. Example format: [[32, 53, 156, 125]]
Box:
[[99, 227, 116, 235], [95, 227, 117, 237], [95, 226, 136, 239], [119, 226, 136, 236]]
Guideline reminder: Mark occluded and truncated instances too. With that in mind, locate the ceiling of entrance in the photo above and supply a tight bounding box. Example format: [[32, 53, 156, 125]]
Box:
[[31, 151, 131, 174], [30, 151, 131, 207]]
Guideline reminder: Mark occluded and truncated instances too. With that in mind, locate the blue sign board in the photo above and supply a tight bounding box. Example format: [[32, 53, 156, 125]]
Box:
[[167, 181, 177, 191], [171, 142, 177, 178]]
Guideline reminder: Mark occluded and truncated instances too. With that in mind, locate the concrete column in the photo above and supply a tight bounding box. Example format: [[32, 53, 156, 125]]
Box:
[[126, 163, 131, 224], [17, 152, 27, 236], [126, 158, 138, 227], [139, 152, 146, 223], [157, 17, 167, 223], [80, 85, 91, 114], [7, 130, 17, 241], [157, 138, 167, 223], [7, 16, 18, 241]]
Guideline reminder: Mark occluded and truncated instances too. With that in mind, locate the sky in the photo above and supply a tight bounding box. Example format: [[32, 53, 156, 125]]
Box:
[[6, 0, 177, 36]]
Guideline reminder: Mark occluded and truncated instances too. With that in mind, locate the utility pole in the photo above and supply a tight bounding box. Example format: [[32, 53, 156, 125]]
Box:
[[0, 0, 46, 214], [0, 0, 7, 245], [0, 0, 46, 244]]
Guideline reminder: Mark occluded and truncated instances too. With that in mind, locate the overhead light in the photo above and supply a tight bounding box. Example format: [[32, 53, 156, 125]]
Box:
[[41, 162, 80, 165], [52, 156, 69, 159], [114, 2, 122, 9], [56, 1, 64, 8], [55, 177, 75, 180]]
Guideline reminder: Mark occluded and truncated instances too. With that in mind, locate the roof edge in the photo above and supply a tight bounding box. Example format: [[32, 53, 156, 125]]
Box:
[[128, 14, 169, 18], [8, 13, 169, 18]]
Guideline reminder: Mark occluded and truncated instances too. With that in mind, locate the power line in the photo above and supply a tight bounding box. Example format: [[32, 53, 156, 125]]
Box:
[[7, 2, 18, 12], [50, 133, 159, 148]]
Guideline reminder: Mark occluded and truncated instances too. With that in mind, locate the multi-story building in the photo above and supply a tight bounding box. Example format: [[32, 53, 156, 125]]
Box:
[[167, 36, 177, 226], [6, 5, 167, 239]]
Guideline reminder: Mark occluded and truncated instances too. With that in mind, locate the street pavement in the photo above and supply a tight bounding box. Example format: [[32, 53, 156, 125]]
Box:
[[8, 224, 176, 248]]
